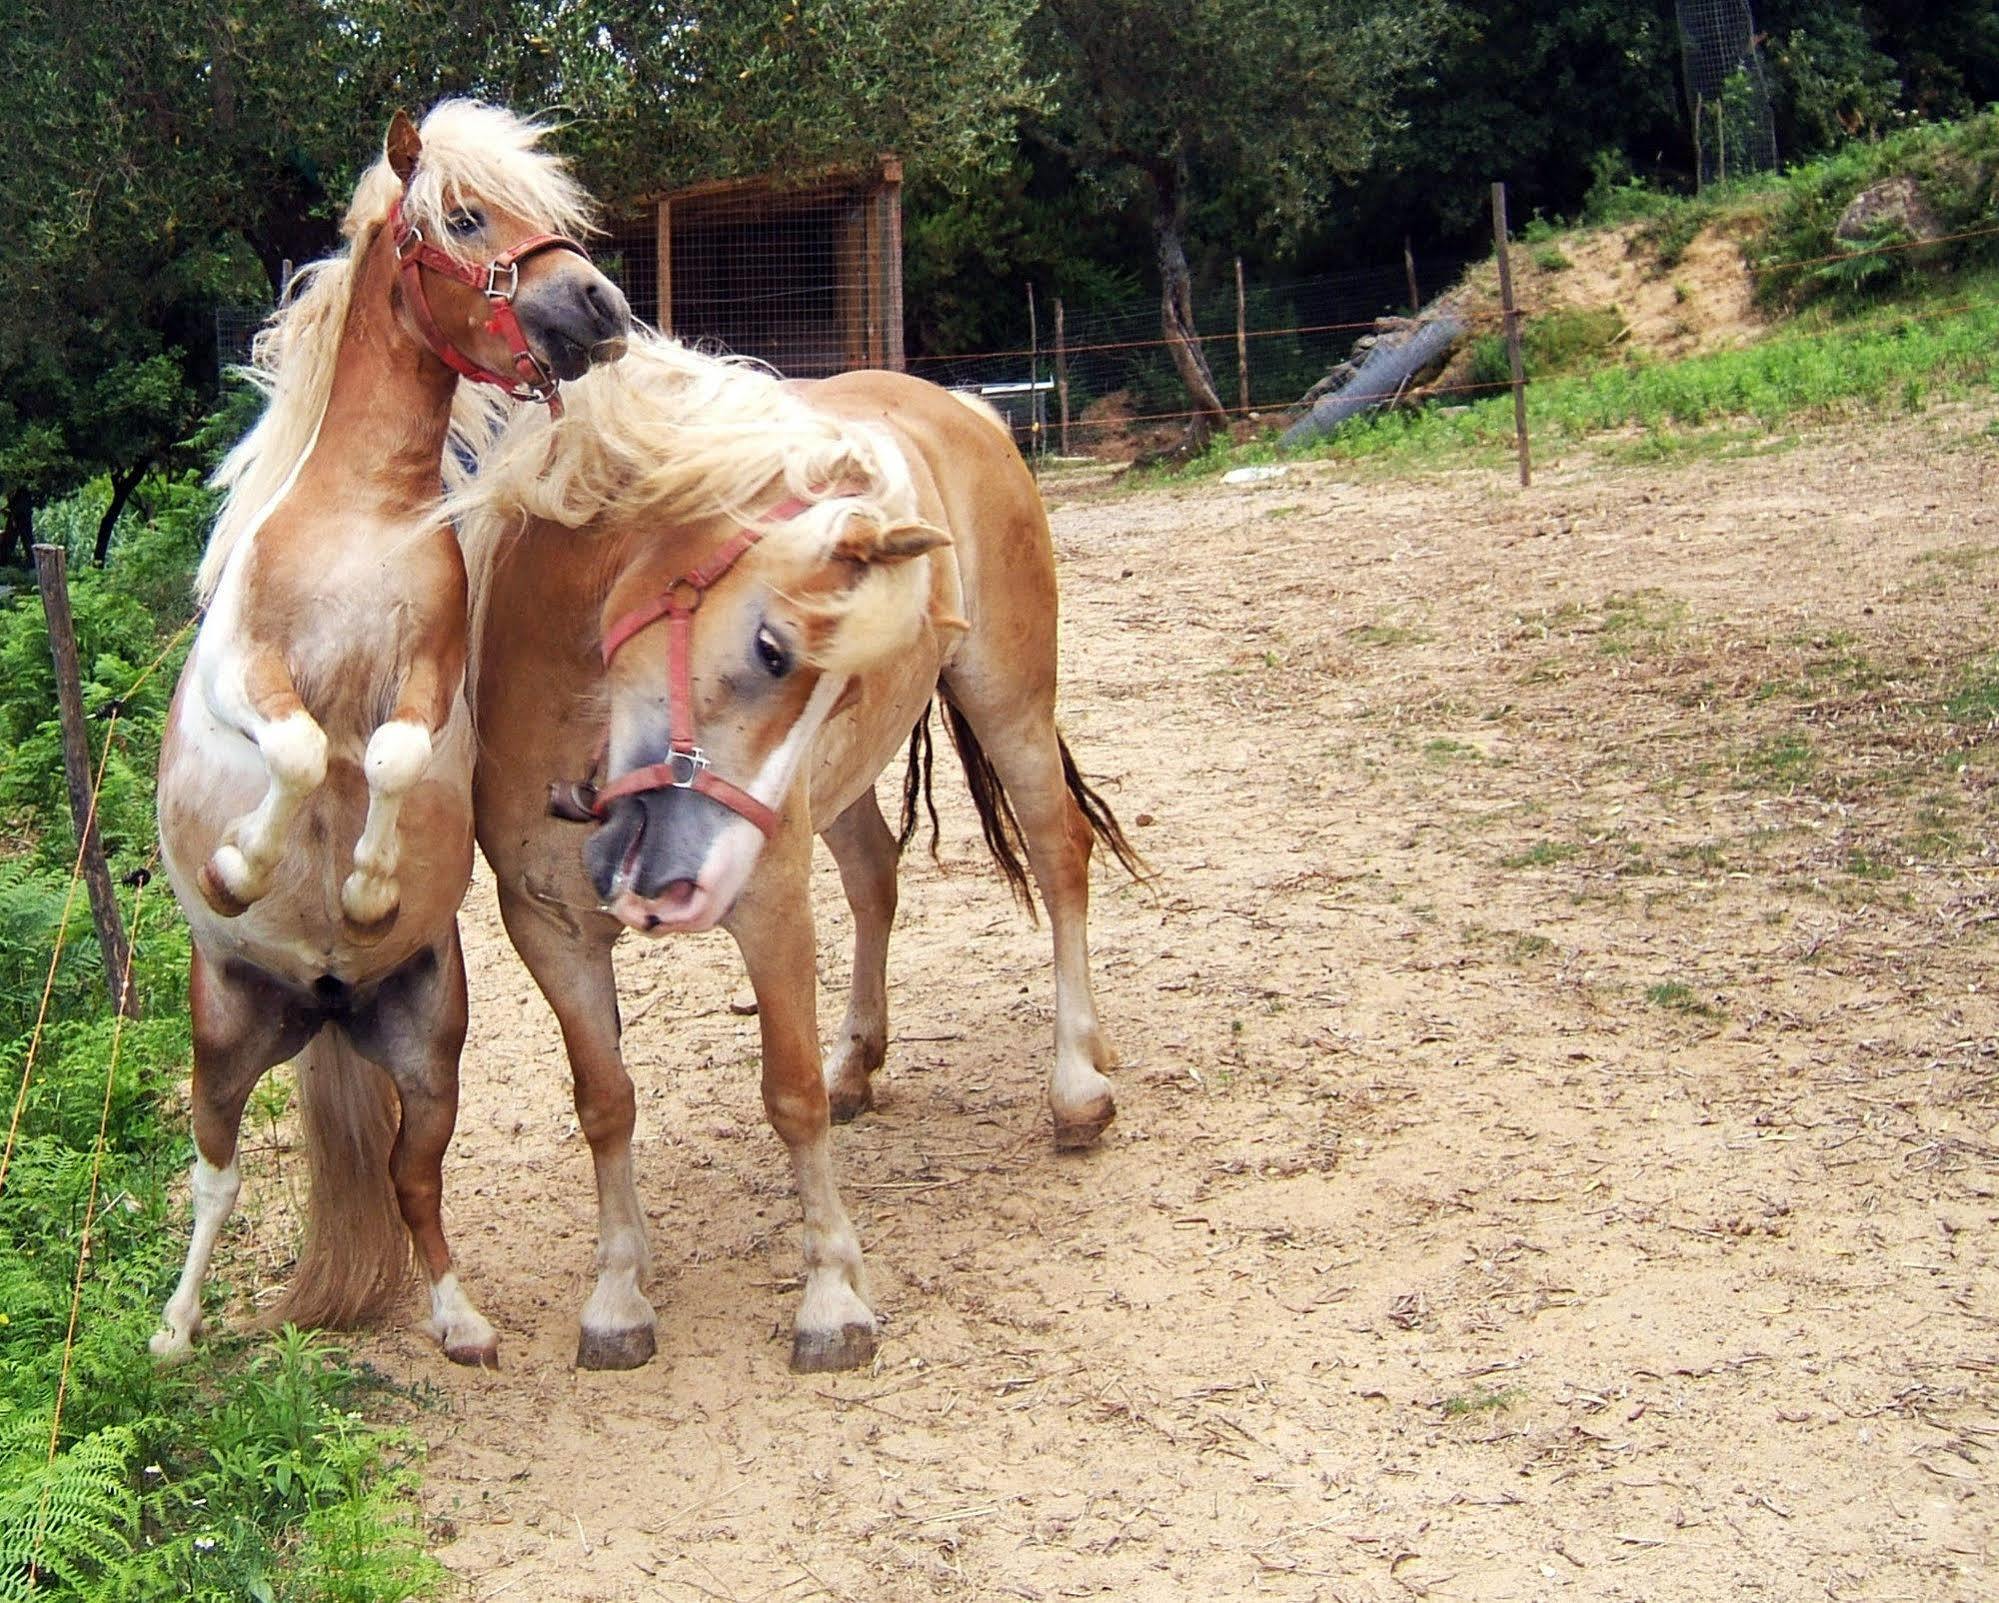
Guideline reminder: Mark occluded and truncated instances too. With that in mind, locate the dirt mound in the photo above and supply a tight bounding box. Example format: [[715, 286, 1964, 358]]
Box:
[[1446, 216, 1766, 363]]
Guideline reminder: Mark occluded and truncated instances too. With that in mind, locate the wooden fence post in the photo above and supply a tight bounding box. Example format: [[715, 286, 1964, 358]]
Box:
[[1054, 296, 1071, 455], [1234, 257, 1250, 416], [1490, 183, 1532, 489], [33, 544, 138, 1017], [1403, 235, 1421, 315], [1025, 282, 1041, 468]]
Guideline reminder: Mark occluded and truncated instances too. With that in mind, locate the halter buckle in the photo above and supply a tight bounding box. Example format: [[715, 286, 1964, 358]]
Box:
[[666, 748, 711, 787], [483, 258, 521, 300]]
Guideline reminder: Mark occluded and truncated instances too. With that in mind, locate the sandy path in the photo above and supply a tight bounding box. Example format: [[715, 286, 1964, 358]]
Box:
[[318, 412, 1999, 1600]]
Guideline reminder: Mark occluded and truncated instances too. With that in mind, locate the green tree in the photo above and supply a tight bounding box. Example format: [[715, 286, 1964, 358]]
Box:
[[0, 1, 1033, 563], [1024, 0, 1446, 438]]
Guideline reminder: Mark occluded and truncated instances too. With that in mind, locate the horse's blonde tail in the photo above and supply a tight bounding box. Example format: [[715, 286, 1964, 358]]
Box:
[[262, 1033, 411, 1329]]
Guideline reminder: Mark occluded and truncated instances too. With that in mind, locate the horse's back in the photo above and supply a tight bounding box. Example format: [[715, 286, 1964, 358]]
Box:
[[803, 370, 1057, 620]]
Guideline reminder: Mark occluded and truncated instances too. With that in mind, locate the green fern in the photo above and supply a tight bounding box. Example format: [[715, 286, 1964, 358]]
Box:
[[0, 1416, 140, 1600]]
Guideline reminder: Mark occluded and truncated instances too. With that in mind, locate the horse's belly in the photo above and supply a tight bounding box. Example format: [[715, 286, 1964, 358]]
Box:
[[158, 680, 475, 985]]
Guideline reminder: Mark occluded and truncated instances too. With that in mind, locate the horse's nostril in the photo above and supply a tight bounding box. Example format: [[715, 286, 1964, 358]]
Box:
[[583, 278, 630, 335]]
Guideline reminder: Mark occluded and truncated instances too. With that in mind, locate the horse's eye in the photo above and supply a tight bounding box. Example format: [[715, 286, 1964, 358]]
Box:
[[446, 208, 484, 236], [755, 626, 791, 679]]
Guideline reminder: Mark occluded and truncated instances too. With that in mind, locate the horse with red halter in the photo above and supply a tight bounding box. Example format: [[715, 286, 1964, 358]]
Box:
[[152, 102, 630, 1367], [452, 333, 1141, 1372]]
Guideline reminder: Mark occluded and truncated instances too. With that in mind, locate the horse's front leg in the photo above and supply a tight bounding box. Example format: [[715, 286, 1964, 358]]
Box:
[[496, 885, 658, 1369], [198, 644, 328, 916], [727, 845, 877, 1373], [342, 654, 458, 934]]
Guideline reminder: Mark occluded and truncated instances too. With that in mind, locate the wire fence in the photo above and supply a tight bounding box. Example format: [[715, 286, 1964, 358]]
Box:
[[910, 259, 1462, 451], [1677, 0, 1779, 187]]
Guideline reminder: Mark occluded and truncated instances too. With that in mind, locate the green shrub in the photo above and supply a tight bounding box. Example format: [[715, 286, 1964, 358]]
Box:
[[1758, 110, 1999, 309]]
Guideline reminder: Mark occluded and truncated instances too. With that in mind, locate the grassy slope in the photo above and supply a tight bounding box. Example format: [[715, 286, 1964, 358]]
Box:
[[1153, 112, 1999, 483]]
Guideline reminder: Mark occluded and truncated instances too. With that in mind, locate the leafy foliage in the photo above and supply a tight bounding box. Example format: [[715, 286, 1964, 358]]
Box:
[[0, 424, 443, 1601]]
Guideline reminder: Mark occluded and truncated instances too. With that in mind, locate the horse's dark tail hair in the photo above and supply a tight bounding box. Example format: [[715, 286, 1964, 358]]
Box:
[[938, 696, 1149, 923], [898, 702, 942, 862], [1059, 733, 1151, 885]]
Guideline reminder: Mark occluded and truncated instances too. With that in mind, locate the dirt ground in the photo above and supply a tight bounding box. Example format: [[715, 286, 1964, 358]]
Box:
[[238, 408, 1999, 1600]]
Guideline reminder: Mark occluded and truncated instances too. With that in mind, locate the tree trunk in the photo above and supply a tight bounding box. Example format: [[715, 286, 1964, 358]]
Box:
[[1, 489, 30, 569], [93, 464, 148, 566], [1151, 163, 1228, 447]]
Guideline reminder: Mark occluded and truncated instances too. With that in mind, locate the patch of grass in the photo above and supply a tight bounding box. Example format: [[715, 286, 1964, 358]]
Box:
[[1507, 933, 1554, 962], [1502, 840, 1578, 869], [1945, 661, 1999, 725], [1423, 737, 1482, 764], [1916, 544, 1999, 572], [1845, 848, 1895, 880], [1533, 245, 1572, 273], [1596, 425, 1796, 467], [1441, 1385, 1523, 1417], [1739, 733, 1817, 788], [1152, 289, 1999, 488], [1597, 589, 1687, 656], [1347, 621, 1430, 648], [1647, 980, 1724, 1017]]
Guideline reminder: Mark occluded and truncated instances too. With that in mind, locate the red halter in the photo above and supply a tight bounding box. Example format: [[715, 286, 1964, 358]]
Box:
[[388, 195, 592, 415], [571, 495, 826, 840]]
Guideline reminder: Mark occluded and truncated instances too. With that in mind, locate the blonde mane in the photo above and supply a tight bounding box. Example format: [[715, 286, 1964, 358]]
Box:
[[197, 99, 599, 603], [451, 330, 939, 680]]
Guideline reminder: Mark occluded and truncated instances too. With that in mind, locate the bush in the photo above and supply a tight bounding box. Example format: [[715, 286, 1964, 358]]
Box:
[[1758, 110, 1999, 309]]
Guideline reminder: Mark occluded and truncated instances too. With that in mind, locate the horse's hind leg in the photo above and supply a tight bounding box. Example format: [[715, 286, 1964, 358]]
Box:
[[342, 658, 453, 934], [199, 647, 327, 916], [496, 887, 657, 1370], [821, 788, 900, 1121], [345, 926, 497, 1367], [940, 682, 1116, 1149], [153, 949, 314, 1359], [728, 854, 876, 1373]]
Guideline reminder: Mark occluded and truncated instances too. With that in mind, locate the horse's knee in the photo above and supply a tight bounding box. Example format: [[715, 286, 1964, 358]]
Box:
[[263, 710, 328, 792], [363, 719, 433, 796]]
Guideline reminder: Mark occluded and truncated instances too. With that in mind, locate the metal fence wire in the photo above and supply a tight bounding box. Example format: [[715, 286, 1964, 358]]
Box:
[[597, 168, 903, 376], [911, 261, 1456, 448], [213, 302, 268, 376], [1676, 0, 1780, 187]]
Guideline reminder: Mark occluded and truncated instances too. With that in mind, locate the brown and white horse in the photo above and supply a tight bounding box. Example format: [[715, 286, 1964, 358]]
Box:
[[152, 102, 629, 1366], [453, 335, 1141, 1371]]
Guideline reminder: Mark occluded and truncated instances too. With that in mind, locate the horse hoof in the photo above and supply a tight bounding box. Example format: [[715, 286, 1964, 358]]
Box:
[[444, 1336, 500, 1369], [197, 860, 251, 918], [1052, 1100, 1116, 1151], [789, 1321, 877, 1374], [576, 1323, 657, 1371], [149, 1325, 197, 1363], [827, 1078, 875, 1123]]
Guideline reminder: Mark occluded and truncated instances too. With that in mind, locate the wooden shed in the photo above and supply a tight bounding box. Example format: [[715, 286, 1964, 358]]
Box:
[[597, 157, 903, 376]]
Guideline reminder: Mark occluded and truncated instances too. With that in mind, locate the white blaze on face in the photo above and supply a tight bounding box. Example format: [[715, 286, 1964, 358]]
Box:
[[613, 670, 850, 935]]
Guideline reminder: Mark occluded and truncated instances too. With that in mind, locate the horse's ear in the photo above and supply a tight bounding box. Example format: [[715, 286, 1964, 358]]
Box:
[[832, 520, 950, 568], [386, 109, 421, 185]]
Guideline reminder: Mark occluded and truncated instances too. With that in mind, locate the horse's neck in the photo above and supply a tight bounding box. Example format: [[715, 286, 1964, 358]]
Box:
[[302, 233, 459, 513]]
